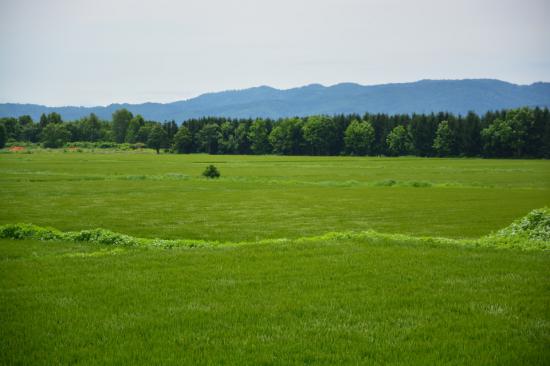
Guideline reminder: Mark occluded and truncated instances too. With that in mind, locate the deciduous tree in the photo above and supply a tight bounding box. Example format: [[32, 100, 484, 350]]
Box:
[[344, 119, 375, 155], [386, 125, 411, 156], [147, 124, 168, 154], [112, 109, 133, 143]]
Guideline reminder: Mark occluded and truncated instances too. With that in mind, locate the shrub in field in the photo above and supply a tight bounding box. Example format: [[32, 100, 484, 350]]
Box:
[[497, 207, 550, 242], [131, 142, 146, 150], [202, 164, 220, 179], [409, 181, 432, 188], [0, 223, 62, 241], [66, 141, 93, 148], [98, 141, 118, 148], [66, 229, 138, 246], [374, 179, 397, 187]]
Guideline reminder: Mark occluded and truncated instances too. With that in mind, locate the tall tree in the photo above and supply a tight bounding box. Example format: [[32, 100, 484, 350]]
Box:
[[81, 113, 102, 142], [303, 115, 339, 155], [433, 121, 454, 156], [41, 123, 70, 148], [539, 108, 550, 158], [218, 121, 238, 154], [21, 123, 40, 142], [408, 114, 437, 156], [459, 111, 482, 156], [0, 117, 21, 140], [386, 125, 411, 156], [234, 122, 251, 154], [0, 124, 6, 148], [137, 124, 153, 144], [481, 119, 521, 157], [198, 123, 221, 154], [344, 119, 375, 156], [147, 124, 168, 154], [269, 118, 305, 155], [172, 125, 193, 153], [126, 115, 145, 143], [248, 119, 271, 154], [162, 121, 179, 146], [39, 112, 63, 127], [112, 109, 133, 143], [481, 108, 531, 157], [39, 114, 49, 129], [18, 115, 33, 127]]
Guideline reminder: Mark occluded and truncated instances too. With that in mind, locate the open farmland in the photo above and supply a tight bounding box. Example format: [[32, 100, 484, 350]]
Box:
[[1, 150, 549, 365], [1, 151, 549, 240]]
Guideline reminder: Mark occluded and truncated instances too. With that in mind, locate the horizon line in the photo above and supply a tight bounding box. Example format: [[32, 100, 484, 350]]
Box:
[[1, 78, 548, 108]]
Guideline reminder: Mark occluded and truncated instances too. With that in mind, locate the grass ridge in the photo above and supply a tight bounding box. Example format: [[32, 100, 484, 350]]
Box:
[[1, 207, 548, 251]]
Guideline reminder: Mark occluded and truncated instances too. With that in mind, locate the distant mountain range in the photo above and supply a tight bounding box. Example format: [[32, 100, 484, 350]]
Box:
[[1, 79, 550, 122]]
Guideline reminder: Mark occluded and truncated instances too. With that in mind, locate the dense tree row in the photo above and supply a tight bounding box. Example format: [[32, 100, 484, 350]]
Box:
[[1, 107, 549, 158]]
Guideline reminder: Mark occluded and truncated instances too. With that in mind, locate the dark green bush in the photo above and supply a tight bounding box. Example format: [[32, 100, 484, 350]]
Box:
[[202, 165, 220, 179]]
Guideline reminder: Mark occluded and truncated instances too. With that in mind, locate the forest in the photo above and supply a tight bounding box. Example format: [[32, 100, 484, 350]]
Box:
[[1, 107, 549, 158]]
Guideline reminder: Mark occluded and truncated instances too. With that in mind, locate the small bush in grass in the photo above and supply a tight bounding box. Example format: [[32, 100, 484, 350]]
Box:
[[202, 165, 220, 179], [375, 179, 397, 187], [497, 207, 550, 241], [0, 223, 62, 241]]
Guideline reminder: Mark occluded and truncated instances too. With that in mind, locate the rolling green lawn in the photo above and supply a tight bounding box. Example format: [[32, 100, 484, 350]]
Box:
[[1, 151, 549, 364]]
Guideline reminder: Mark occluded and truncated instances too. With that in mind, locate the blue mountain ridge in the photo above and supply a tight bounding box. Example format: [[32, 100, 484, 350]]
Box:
[[1, 79, 549, 122]]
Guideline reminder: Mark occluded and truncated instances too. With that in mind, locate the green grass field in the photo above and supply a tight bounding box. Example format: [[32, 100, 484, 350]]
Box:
[[1, 151, 549, 240], [1, 150, 549, 364]]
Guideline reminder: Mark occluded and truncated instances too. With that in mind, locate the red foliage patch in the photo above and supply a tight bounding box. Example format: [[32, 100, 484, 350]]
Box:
[[8, 146, 25, 152]]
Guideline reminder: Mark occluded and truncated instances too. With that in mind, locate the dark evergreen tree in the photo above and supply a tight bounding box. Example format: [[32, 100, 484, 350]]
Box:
[[162, 120, 179, 145], [0, 124, 6, 148], [198, 123, 221, 154], [248, 119, 272, 154], [408, 114, 437, 156], [173, 126, 193, 153]]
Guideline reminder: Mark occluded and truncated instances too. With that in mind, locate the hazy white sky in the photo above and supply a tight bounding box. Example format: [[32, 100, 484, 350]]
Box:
[[0, 0, 549, 106]]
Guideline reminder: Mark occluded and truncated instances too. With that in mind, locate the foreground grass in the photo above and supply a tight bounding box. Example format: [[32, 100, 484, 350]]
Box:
[[1, 237, 549, 365], [1, 151, 549, 363], [1, 152, 549, 240]]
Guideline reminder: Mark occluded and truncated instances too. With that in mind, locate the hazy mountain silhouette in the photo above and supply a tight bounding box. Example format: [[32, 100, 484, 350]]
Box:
[[1, 79, 549, 121]]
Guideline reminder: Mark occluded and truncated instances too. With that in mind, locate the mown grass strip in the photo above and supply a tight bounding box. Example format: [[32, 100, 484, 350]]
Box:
[[3, 169, 546, 189]]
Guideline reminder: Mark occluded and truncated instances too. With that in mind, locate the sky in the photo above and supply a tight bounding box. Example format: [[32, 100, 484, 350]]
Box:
[[0, 0, 549, 106]]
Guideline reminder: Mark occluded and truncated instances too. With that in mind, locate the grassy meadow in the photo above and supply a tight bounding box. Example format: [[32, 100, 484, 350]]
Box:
[[1, 150, 549, 364], [1, 151, 549, 240]]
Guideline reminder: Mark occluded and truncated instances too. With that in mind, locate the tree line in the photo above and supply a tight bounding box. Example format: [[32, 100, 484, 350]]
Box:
[[0, 107, 549, 158]]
